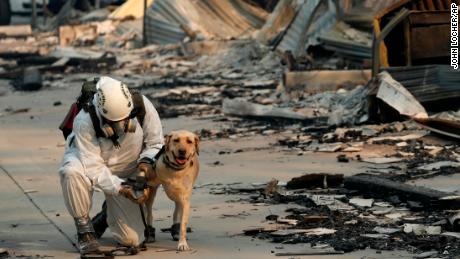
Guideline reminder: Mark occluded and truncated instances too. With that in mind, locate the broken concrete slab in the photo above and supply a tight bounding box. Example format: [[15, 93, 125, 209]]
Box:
[[349, 198, 374, 208], [372, 226, 401, 234], [403, 224, 441, 235], [370, 203, 394, 215], [367, 132, 427, 144], [360, 233, 389, 239], [316, 143, 344, 152]]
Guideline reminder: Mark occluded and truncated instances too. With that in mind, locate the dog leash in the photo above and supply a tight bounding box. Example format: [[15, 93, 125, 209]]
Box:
[[139, 204, 151, 243]]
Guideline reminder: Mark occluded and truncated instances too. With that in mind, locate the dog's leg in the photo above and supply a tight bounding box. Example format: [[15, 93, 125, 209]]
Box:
[[177, 197, 190, 251], [173, 201, 183, 224], [170, 201, 182, 241], [146, 186, 158, 224]]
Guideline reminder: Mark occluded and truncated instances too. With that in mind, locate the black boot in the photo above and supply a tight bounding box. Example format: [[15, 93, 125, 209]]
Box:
[[91, 201, 108, 239], [77, 232, 100, 254], [144, 225, 155, 243], [75, 217, 100, 254]]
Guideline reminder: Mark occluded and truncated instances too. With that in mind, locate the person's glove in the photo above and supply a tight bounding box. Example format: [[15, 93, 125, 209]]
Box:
[[119, 185, 150, 205], [137, 162, 155, 180]]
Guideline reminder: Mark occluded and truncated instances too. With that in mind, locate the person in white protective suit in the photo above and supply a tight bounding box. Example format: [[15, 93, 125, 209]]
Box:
[[58, 76, 163, 254]]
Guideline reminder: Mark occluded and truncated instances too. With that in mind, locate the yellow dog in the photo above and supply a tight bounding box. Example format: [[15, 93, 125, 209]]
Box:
[[146, 130, 199, 251]]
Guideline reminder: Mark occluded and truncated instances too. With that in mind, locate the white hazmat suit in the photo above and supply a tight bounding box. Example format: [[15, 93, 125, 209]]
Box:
[[59, 95, 163, 246]]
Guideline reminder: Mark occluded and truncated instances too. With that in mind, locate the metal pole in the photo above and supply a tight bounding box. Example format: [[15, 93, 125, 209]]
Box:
[[42, 0, 47, 26], [95, 0, 100, 9], [31, 0, 37, 29], [143, 0, 147, 46]]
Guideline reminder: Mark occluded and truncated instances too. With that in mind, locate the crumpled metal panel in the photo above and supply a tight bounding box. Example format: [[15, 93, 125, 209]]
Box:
[[319, 21, 373, 60], [276, 0, 337, 57], [145, 0, 268, 45]]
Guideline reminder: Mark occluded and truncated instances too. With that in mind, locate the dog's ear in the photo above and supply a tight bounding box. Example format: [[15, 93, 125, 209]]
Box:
[[164, 134, 172, 151], [194, 135, 200, 155]]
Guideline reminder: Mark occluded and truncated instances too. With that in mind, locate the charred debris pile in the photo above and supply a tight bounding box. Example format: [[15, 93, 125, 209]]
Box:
[[1, 0, 460, 256], [206, 171, 460, 257]]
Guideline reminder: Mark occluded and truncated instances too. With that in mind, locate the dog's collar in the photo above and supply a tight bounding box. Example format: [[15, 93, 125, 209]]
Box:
[[162, 152, 196, 171], [163, 154, 187, 170]]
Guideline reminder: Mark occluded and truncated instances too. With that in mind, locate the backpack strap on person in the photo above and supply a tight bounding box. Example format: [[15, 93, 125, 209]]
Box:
[[78, 78, 99, 111], [130, 91, 146, 127], [86, 104, 105, 139]]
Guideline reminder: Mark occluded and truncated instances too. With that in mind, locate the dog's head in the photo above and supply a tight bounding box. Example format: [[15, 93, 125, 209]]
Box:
[[164, 130, 199, 168]]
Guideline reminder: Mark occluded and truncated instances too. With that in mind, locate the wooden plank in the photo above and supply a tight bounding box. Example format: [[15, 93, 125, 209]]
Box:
[[418, 0, 427, 11], [59, 24, 98, 46], [0, 43, 39, 58], [0, 25, 32, 37], [411, 25, 450, 59], [414, 117, 460, 140], [409, 11, 450, 26], [403, 19, 411, 66], [425, 0, 436, 10]]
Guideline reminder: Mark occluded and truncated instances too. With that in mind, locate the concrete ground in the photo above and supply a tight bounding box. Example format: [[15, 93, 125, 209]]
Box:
[[0, 82, 413, 258]]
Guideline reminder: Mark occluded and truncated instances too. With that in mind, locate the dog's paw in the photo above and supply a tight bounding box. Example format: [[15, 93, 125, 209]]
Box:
[[177, 240, 190, 251]]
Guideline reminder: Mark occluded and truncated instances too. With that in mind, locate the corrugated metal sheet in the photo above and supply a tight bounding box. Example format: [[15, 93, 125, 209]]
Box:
[[145, 0, 268, 45], [145, 16, 186, 45], [384, 65, 460, 104], [276, 0, 337, 57]]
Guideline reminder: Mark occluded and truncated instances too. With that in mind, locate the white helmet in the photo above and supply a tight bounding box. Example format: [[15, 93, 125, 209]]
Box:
[[95, 76, 133, 121]]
